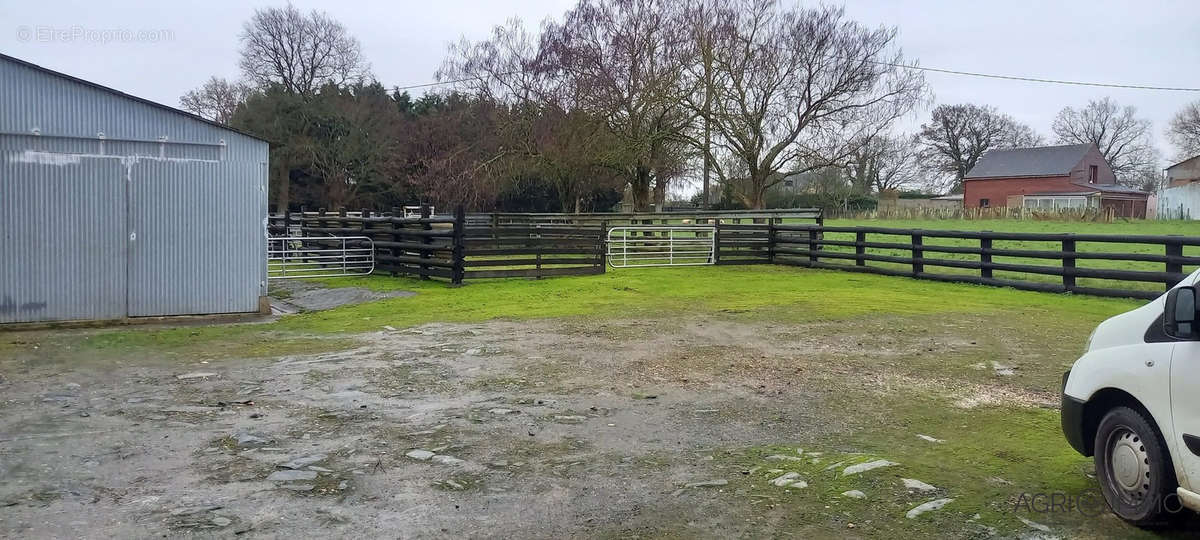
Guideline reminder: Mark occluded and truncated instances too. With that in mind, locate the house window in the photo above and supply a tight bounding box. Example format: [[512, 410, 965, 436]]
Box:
[[1089, 165, 1098, 184], [1023, 196, 1088, 210], [980, 198, 990, 208]]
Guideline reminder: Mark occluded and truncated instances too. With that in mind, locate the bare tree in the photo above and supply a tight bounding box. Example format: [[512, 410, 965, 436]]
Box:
[[1169, 101, 1200, 159], [438, 17, 626, 212], [917, 103, 1043, 193], [1052, 97, 1158, 184], [846, 134, 921, 194], [693, 1, 926, 208], [179, 76, 251, 123], [239, 4, 370, 95], [540, 0, 696, 211]]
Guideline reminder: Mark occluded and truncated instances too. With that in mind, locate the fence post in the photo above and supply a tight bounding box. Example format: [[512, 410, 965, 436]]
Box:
[[807, 227, 819, 265], [419, 205, 432, 280], [338, 207, 347, 234], [389, 206, 400, 277], [855, 230, 866, 267], [980, 232, 993, 280], [1166, 236, 1184, 290], [600, 220, 608, 273], [712, 221, 722, 265], [767, 221, 776, 264], [317, 208, 327, 267], [911, 231, 923, 276], [491, 212, 499, 240], [451, 205, 465, 286], [1062, 235, 1076, 292]]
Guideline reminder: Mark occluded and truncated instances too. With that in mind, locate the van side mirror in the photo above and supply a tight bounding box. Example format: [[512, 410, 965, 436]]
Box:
[[1165, 286, 1199, 340]]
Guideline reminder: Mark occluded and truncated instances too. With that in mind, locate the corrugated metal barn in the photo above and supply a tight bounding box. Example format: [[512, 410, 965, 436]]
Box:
[[1, 53, 269, 324]]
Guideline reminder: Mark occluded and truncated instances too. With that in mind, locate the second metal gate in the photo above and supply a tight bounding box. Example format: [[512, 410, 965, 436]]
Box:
[[607, 226, 715, 268]]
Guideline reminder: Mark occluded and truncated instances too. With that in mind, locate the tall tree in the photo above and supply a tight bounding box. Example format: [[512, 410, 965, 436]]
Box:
[[437, 17, 625, 212], [179, 76, 251, 123], [540, 0, 696, 211], [1168, 101, 1200, 159], [693, 1, 926, 208], [845, 134, 921, 194], [1052, 97, 1158, 184], [234, 4, 372, 210], [917, 103, 1043, 193], [239, 4, 370, 96]]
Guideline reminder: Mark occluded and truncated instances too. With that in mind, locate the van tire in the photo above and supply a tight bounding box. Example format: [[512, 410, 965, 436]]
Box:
[[1093, 406, 1176, 526]]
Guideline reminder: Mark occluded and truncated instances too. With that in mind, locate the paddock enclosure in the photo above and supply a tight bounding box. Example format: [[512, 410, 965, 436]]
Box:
[[268, 207, 1200, 300]]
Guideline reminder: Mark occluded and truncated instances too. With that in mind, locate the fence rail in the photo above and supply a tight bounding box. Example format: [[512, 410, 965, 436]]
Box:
[[465, 208, 823, 228], [268, 208, 1200, 299], [763, 224, 1200, 300]]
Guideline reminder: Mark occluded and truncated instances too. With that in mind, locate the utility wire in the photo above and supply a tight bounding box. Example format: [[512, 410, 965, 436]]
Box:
[[394, 63, 1200, 92], [867, 60, 1200, 92]]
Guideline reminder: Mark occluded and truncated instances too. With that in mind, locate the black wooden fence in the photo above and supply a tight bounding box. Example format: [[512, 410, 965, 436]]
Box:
[[766, 224, 1200, 300], [270, 208, 1200, 299], [268, 206, 605, 284]]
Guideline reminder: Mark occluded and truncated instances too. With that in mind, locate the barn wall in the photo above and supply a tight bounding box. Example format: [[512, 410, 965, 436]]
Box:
[[1159, 182, 1200, 220], [0, 55, 269, 323]]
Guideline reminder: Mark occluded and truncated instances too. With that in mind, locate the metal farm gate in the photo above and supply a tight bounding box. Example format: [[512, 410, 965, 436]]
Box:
[[606, 226, 715, 268], [267, 236, 375, 279]]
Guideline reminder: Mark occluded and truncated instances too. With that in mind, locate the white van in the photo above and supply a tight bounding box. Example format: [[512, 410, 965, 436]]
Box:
[[1062, 268, 1200, 525]]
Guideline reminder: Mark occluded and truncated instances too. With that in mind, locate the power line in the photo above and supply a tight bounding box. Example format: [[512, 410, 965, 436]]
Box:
[[868, 60, 1200, 92], [394, 62, 1200, 93]]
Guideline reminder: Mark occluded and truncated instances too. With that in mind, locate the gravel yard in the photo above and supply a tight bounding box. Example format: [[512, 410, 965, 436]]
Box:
[[1, 268, 1194, 538]]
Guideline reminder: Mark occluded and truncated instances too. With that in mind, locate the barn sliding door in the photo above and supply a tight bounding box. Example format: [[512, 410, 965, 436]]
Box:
[[126, 160, 266, 317], [0, 157, 128, 323]]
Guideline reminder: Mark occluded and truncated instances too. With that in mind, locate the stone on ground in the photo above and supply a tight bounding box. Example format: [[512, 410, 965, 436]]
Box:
[[405, 449, 435, 461], [842, 459, 898, 476], [906, 498, 954, 519], [1018, 516, 1051, 532], [176, 372, 217, 380], [431, 454, 464, 465], [684, 480, 727, 488], [765, 454, 806, 462], [902, 478, 938, 492], [769, 472, 802, 487], [280, 454, 327, 469], [841, 490, 866, 499], [267, 470, 318, 482], [917, 434, 945, 443]]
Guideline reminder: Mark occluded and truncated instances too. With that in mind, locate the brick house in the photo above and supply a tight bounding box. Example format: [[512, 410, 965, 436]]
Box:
[[962, 143, 1149, 218], [1166, 155, 1200, 188]]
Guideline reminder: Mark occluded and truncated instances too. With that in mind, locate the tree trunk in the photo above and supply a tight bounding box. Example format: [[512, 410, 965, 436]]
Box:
[[631, 166, 653, 211], [652, 178, 667, 210]]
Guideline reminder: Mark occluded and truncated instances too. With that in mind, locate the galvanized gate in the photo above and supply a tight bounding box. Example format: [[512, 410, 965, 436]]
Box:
[[606, 226, 715, 268], [267, 236, 375, 279]]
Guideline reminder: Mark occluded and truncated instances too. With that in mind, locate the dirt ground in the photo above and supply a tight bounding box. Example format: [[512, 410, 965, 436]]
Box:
[[0, 290, 1183, 538], [1, 315, 849, 538]]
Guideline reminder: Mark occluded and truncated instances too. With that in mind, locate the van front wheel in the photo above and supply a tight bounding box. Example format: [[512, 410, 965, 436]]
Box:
[[1094, 406, 1176, 526]]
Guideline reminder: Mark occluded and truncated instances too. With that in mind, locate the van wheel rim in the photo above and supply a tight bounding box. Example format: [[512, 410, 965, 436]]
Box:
[[1106, 427, 1151, 504]]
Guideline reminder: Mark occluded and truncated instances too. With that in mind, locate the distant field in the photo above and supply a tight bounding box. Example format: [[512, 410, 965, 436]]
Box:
[[826, 217, 1200, 236], [818, 218, 1200, 294]]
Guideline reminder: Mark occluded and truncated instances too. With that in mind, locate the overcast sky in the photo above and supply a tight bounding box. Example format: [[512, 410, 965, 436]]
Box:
[[2, 0, 1198, 163]]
